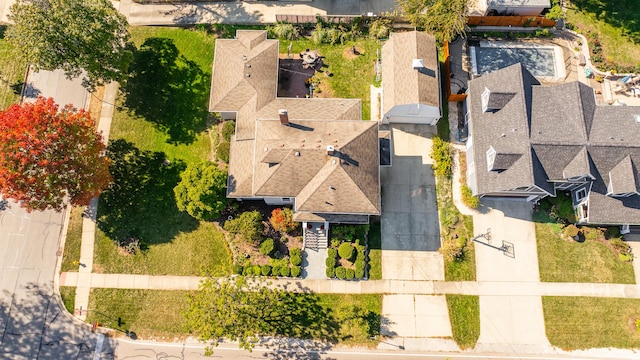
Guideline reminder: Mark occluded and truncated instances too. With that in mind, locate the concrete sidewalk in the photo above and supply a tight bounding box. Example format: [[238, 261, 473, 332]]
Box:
[[60, 272, 640, 298]]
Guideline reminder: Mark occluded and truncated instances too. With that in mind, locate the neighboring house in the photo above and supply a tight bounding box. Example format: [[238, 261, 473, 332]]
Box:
[[381, 31, 441, 125], [465, 63, 640, 228], [478, 0, 551, 16], [209, 30, 381, 245]]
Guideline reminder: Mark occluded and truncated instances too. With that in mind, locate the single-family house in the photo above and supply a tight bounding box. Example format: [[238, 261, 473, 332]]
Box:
[[209, 30, 381, 246], [381, 31, 441, 125], [465, 63, 640, 228]]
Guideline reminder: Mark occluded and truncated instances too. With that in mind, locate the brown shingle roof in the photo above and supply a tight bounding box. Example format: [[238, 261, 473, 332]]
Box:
[[209, 30, 278, 112], [213, 30, 380, 216], [382, 31, 440, 113]]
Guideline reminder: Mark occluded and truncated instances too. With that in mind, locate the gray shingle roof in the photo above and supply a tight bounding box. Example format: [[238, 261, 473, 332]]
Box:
[[381, 31, 440, 114], [608, 155, 640, 195], [468, 63, 640, 224], [467, 64, 539, 194]]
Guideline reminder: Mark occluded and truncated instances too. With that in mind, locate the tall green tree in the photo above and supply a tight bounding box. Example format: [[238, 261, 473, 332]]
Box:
[[184, 276, 340, 354], [398, 0, 469, 43], [7, 0, 133, 90], [174, 162, 228, 221]]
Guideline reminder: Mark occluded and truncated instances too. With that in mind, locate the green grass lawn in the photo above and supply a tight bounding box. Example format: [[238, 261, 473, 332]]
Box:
[[543, 296, 640, 349], [446, 294, 480, 349], [368, 221, 382, 280], [88, 288, 381, 346], [93, 222, 230, 275], [0, 30, 28, 109], [535, 212, 635, 284], [444, 217, 476, 282], [59, 287, 76, 315], [60, 206, 84, 272], [280, 38, 380, 120], [566, 0, 640, 69], [94, 26, 231, 276]]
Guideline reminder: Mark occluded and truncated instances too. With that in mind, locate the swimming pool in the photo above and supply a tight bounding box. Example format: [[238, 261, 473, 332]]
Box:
[[470, 41, 565, 79]]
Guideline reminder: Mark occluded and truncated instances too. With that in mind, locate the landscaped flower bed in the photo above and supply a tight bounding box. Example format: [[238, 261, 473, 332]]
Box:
[[226, 207, 303, 278], [326, 224, 369, 280]]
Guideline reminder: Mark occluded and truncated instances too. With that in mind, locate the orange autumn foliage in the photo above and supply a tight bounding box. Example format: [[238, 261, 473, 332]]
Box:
[[0, 97, 111, 211]]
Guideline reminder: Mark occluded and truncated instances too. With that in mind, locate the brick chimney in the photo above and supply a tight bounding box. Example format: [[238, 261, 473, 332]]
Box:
[[279, 109, 289, 125]]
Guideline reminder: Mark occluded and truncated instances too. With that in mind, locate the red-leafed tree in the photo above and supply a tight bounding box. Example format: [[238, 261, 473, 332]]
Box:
[[0, 97, 111, 211]]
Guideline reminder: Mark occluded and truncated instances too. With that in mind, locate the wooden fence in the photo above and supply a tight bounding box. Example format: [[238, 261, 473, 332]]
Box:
[[443, 42, 468, 103], [467, 16, 556, 28]]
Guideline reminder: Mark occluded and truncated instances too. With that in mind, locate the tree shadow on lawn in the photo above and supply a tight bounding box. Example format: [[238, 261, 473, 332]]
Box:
[[98, 139, 198, 247], [123, 37, 209, 144], [571, 0, 640, 44]]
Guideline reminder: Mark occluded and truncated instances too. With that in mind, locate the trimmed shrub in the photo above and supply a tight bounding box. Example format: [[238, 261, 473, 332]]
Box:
[[243, 266, 253, 276], [290, 248, 302, 258], [221, 120, 235, 142], [232, 264, 243, 275], [439, 238, 464, 261], [335, 266, 347, 279], [326, 266, 335, 278], [431, 136, 452, 177], [217, 141, 230, 163], [326, 256, 336, 267], [269, 207, 298, 233], [271, 266, 281, 276], [355, 266, 365, 279], [345, 268, 355, 279], [355, 259, 365, 272], [253, 265, 261, 274], [291, 265, 301, 277], [338, 242, 355, 260], [461, 185, 480, 209], [261, 264, 272, 276], [563, 224, 580, 238], [290, 254, 302, 266], [260, 238, 275, 256], [606, 226, 621, 239], [280, 266, 291, 277], [224, 210, 263, 244], [330, 238, 341, 248]]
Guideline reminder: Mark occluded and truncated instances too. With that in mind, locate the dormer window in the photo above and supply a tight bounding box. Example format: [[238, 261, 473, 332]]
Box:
[[481, 87, 516, 113], [486, 146, 496, 171]]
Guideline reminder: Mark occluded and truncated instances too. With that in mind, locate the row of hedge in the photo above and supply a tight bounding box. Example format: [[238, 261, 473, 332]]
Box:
[[233, 263, 302, 278]]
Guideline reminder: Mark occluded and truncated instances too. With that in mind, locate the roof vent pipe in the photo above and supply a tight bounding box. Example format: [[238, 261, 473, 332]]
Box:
[[327, 145, 335, 156], [279, 109, 289, 125]]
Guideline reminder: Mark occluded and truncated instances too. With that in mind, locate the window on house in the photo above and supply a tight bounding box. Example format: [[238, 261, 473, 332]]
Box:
[[481, 87, 491, 113], [575, 188, 587, 202], [281, 198, 291, 202]]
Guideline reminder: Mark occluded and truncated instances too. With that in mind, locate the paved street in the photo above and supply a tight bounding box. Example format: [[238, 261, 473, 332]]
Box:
[[0, 200, 115, 359]]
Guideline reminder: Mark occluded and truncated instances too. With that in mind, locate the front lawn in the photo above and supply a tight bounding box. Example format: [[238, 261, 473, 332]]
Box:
[[87, 289, 381, 346], [0, 30, 28, 109], [60, 206, 84, 272], [543, 296, 640, 349], [94, 26, 231, 276], [446, 295, 480, 349], [280, 38, 380, 120], [566, 0, 640, 71], [93, 222, 230, 275], [535, 211, 635, 284], [59, 287, 76, 315]]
